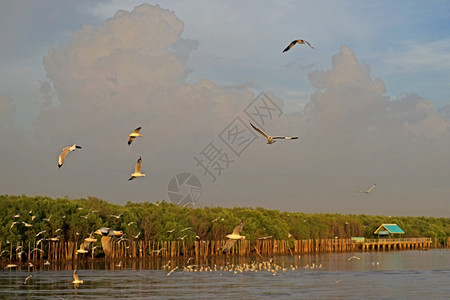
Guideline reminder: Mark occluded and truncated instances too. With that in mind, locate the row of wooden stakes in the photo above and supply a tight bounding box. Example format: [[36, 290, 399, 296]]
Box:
[[0, 238, 434, 262]]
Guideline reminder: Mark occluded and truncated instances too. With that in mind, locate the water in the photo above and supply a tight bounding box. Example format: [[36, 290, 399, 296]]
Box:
[[1, 250, 449, 299]]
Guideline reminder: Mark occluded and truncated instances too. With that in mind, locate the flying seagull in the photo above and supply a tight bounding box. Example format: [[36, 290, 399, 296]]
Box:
[[58, 144, 82, 168], [109, 212, 124, 219], [94, 227, 123, 237], [129, 156, 146, 181], [24, 275, 32, 284], [128, 127, 142, 145], [283, 39, 314, 52], [250, 122, 299, 145], [347, 255, 361, 261], [72, 269, 83, 285], [358, 183, 376, 194], [222, 220, 245, 254]]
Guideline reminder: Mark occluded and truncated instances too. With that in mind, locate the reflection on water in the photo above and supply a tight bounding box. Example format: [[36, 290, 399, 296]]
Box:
[[1, 250, 449, 299]]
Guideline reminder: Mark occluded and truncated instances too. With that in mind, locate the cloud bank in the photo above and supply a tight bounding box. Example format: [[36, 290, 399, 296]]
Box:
[[2, 4, 449, 216]]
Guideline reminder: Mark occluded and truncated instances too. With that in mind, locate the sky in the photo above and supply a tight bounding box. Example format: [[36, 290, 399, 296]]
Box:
[[1, 1, 450, 217]]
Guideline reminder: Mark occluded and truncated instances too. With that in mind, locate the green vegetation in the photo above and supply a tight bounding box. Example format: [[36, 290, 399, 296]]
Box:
[[1, 194, 449, 247]]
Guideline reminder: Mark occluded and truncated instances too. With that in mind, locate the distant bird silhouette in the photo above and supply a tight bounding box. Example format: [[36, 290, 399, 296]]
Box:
[[109, 212, 124, 219], [94, 227, 123, 237], [166, 266, 178, 276], [58, 144, 82, 168], [128, 156, 146, 181], [24, 275, 32, 284], [250, 122, 299, 145], [36, 230, 46, 237], [347, 255, 361, 261], [283, 39, 314, 52], [128, 127, 142, 145], [4, 264, 18, 270], [358, 183, 376, 194], [222, 220, 245, 254]]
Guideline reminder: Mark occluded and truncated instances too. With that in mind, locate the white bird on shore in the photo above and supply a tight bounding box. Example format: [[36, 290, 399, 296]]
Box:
[[128, 156, 146, 181], [128, 127, 142, 145], [58, 144, 82, 168], [249, 122, 299, 145], [222, 220, 245, 254], [358, 183, 376, 194]]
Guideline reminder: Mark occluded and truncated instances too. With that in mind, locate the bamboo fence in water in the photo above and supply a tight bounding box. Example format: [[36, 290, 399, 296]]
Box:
[[0, 237, 434, 263]]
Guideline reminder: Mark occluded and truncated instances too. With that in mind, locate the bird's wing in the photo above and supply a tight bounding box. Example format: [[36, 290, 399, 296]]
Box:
[[232, 220, 244, 235], [303, 40, 315, 49], [135, 157, 142, 173], [128, 136, 134, 145], [368, 184, 376, 192], [272, 136, 299, 140], [250, 122, 269, 138], [221, 239, 237, 253], [134, 127, 141, 133], [73, 270, 79, 281], [283, 40, 298, 52], [58, 147, 71, 167]]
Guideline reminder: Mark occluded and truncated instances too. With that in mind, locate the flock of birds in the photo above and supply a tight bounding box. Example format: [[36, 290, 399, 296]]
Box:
[[7, 38, 378, 288], [4, 253, 382, 288], [55, 39, 316, 173]]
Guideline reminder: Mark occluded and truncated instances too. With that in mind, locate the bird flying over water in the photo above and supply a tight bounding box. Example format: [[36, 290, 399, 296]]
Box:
[[250, 122, 299, 145], [58, 144, 82, 168], [128, 127, 142, 145], [347, 255, 361, 261], [24, 275, 32, 284], [358, 183, 376, 194], [129, 156, 146, 181], [283, 39, 314, 52], [222, 220, 245, 254], [72, 269, 83, 285]]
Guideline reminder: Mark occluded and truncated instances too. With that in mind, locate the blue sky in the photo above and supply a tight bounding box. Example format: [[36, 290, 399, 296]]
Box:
[[1, 1, 450, 216]]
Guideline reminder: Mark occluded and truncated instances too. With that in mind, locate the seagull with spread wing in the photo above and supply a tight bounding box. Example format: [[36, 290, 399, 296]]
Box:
[[283, 39, 314, 52], [58, 144, 82, 168], [250, 122, 299, 145], [128, 126, 142, 145], [358, 183, 376, 194], [128, 156, 146, 180], [72, 269, 83, 286], [221, 220, 245, 254]]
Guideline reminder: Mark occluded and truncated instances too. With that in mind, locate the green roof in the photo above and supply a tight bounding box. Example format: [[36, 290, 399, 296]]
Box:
[[374, 224, 405, 235]]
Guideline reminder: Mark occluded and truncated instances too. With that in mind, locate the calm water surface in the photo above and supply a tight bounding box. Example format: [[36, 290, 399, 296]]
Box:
[[1, 250, 448, 299]]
